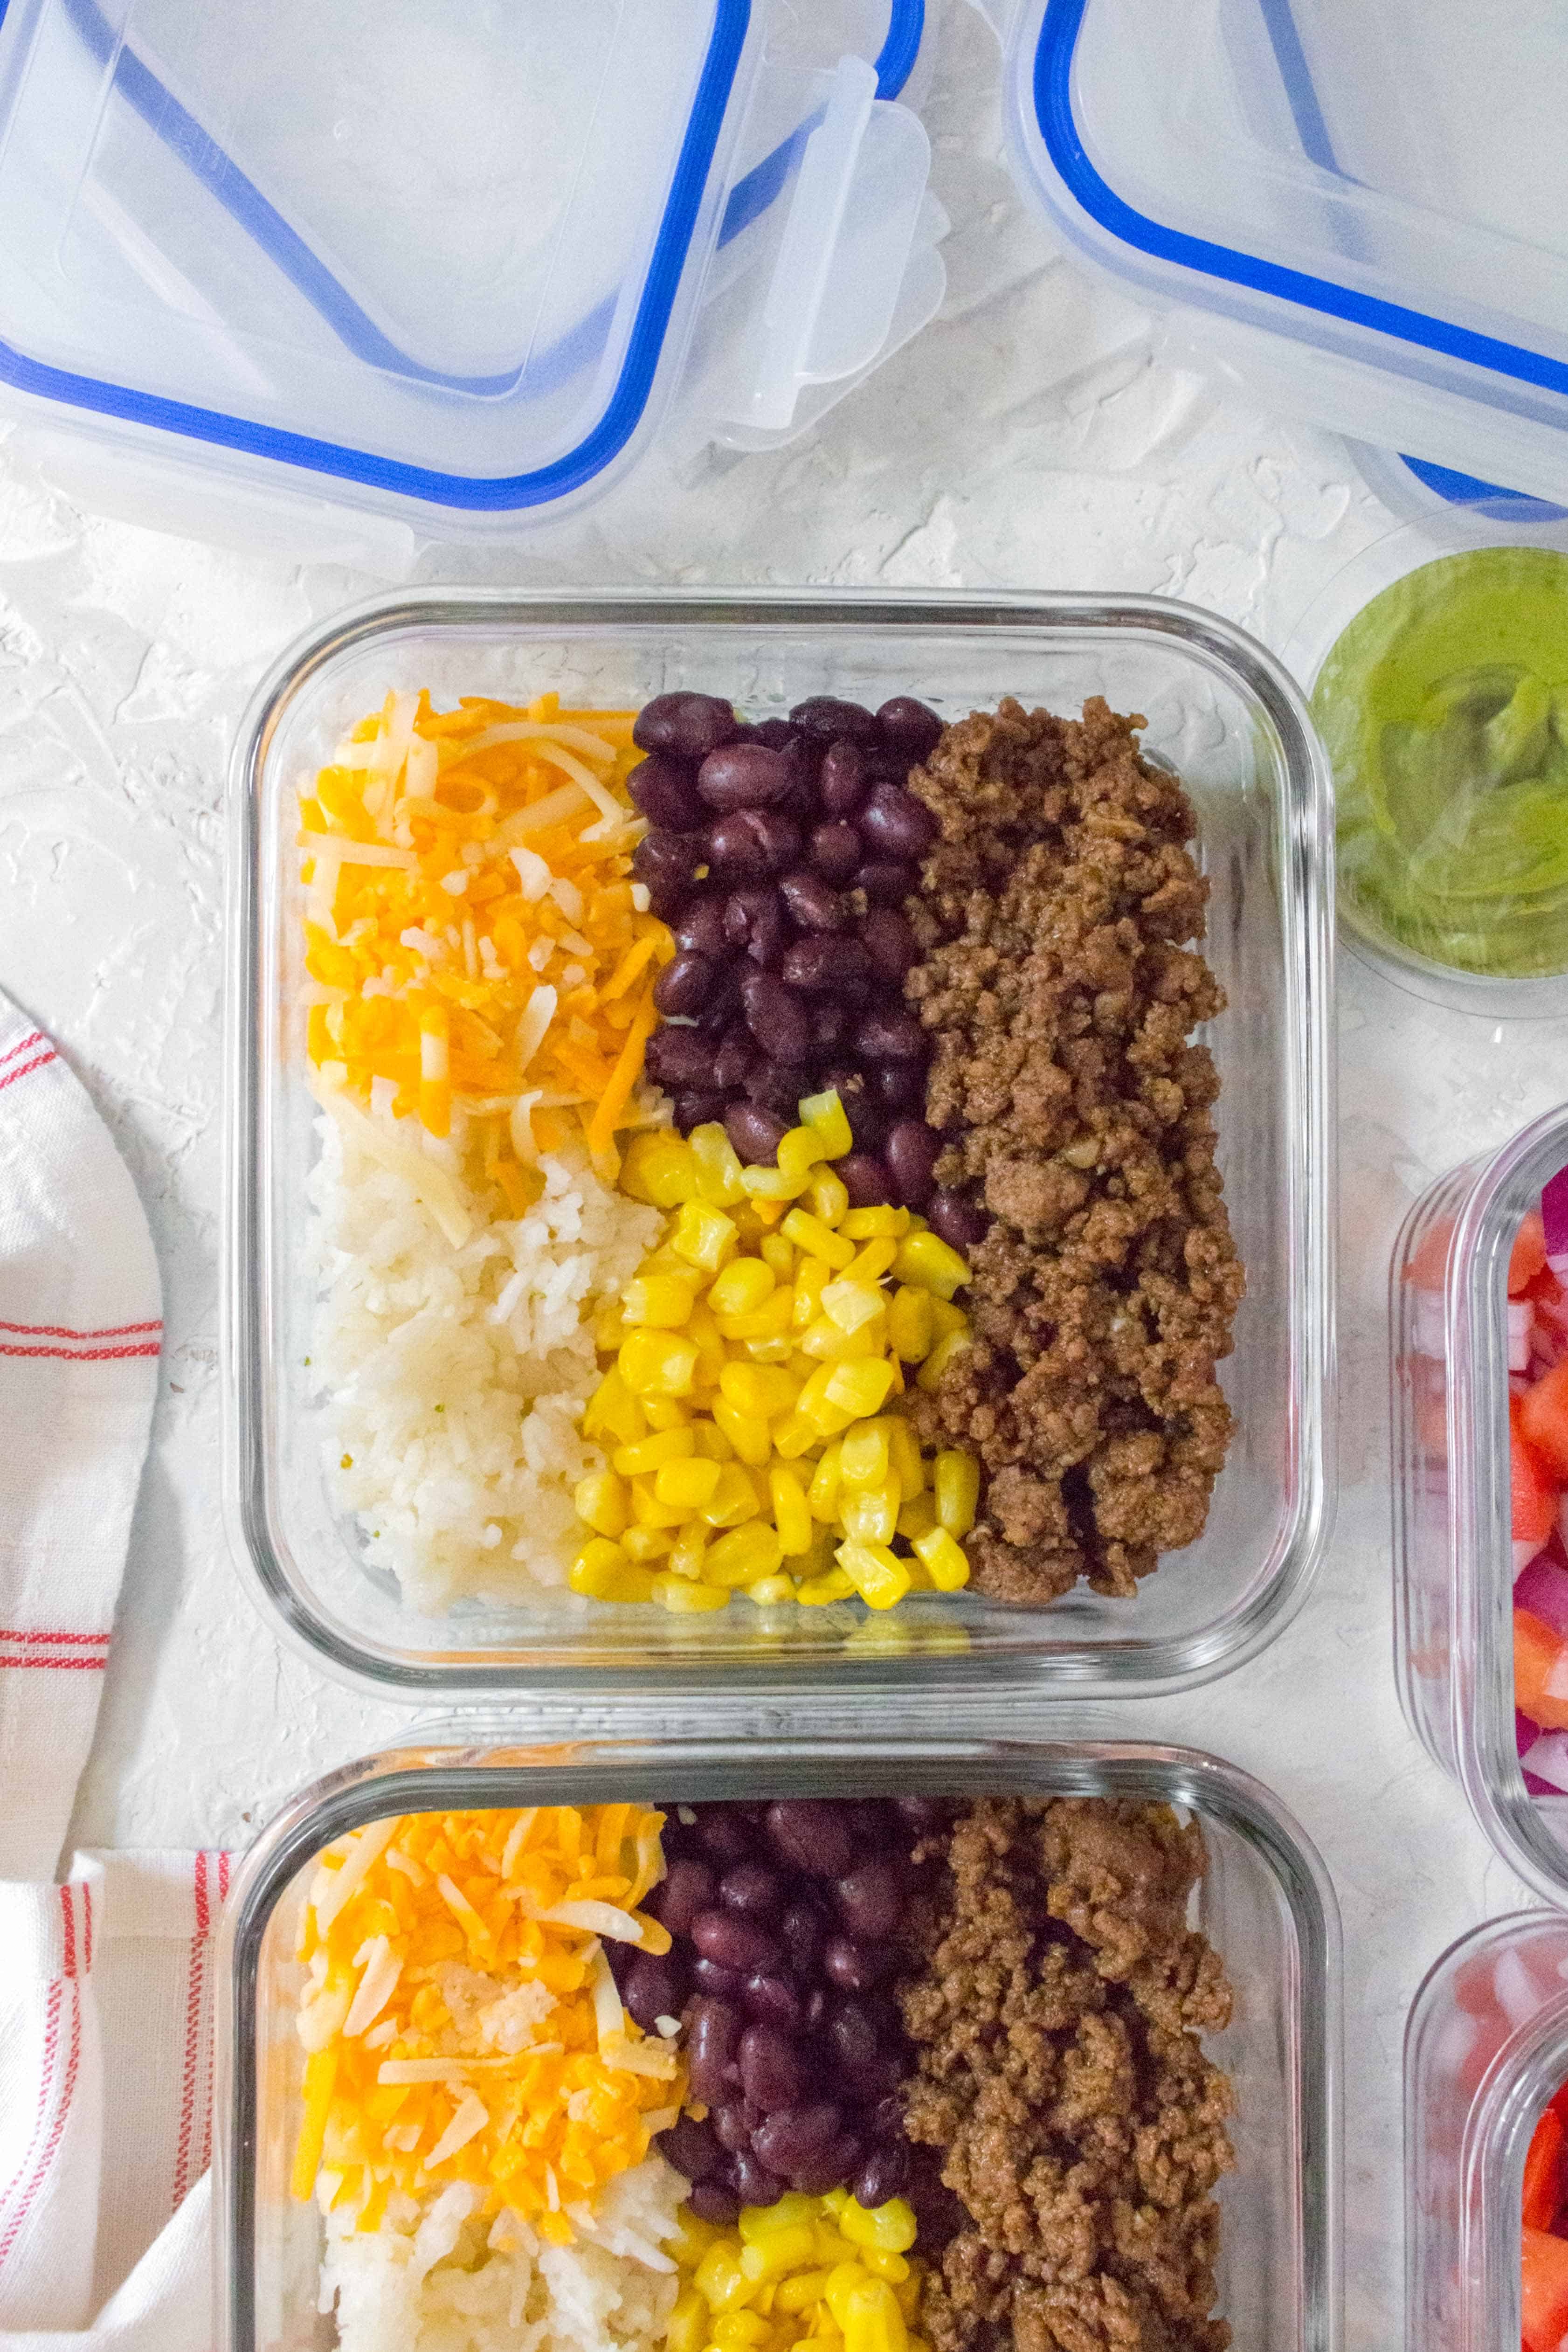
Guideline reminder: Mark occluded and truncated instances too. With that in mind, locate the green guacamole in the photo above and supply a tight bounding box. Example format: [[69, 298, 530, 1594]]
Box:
[[1313, 546, 1568, 979]]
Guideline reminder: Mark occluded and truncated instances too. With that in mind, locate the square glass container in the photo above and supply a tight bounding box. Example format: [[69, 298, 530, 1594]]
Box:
[[213, 1730, 1343, 2352], [224, 587, 1335, 1704], [1392, 1102, 1568, 1903], [1405, 1909, 1568, 2352]]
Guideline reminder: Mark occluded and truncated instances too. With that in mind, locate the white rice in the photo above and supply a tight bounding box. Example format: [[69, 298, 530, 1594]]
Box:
[[307, 1106, 661, 1612], [320, 2154, 686, 2352]]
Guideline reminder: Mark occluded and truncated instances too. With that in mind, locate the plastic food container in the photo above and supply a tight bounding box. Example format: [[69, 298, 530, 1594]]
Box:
[[223, 585, 1335, 1705], [0, 0, 940, 558], [1405, 1909, 1568, 2352], [980, 0, 1568, 509], [1392, 1101, 1568, 1905], [213, 1729, 1343, 2352]]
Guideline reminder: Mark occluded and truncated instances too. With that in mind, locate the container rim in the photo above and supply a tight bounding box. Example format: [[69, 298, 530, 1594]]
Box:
[[213, 1730, 1343, 2352], [222, 583, 1336, 1707]]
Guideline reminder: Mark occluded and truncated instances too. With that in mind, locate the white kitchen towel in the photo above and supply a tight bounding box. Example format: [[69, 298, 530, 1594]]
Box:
[[0, 1852, 229, 2347], [0, 996, 161, 1882]]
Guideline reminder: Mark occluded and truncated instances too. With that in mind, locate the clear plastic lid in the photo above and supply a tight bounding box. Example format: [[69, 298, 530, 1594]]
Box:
[[0, 0, 937, 530]]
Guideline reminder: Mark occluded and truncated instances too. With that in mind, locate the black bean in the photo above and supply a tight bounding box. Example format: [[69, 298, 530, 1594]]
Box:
[[813, 1002, 851, 1055], [627, 753, 705, 831], [826, 1998, 883, 2083], [633, 829, 705, 895], [790, 696, 878, 741], [928, 1189, 989, 1252], [809, 821, 863, 885], [884, 1119, 940, 1211], [892, 1795, 946, 1832], [781, 935, 875, 997], [789, 2138, 861, 2198], [660, 2114, 723, 2183], [854, 2141, 910, 2211], [644, 1026, 718, 1092], [804, 1985, 828, 2030], [859, 782, 939, 861], [838, 1152, 892, 1209], [855, 859, 920, 906], [653, 1855, 715, 1935], [780, 870, 849, 933], [779, 1897, 827, 1978], [688, 2179, 740, 2226], [739, 2024, 808, 2109], [870, 1063, 926, 1114], [675, 899, 730, 960], [698, 1808, 754, 1864], [623, 1951, 689, 2029], [741, 970, 813, 1065], [744, 1062, 813, 1115], [634, 692, 740, 761], [834, 1860, 904, 1939], [744, 718, 801, 752], [725, 1102, 790, 1165], [854, 1006, 927, 1063], [847, 1800, 899, 1847], [654, 952, 717, 1017], [687, 1998, 742, 2103], [859, 908, 917, 984], [694, 1909, 779, 1974], [720, 1861, 785, 1919], [693, 1956, 746, 1999], [713, 2101, 757, 2153], [674, 1090, 729, 1136], [818, 740, 869, 816], [708, 808, 801, 882], [765, 1800, 856, 1878], [752, 2102, 842, 2176], [743, 1971, 805, 2029], [824, 1934, 891, 1992], [722, 887, 787, 970], [698, 742, 795, 812], [730, 2151, 787, 2209], [876, 697, 943, 764]]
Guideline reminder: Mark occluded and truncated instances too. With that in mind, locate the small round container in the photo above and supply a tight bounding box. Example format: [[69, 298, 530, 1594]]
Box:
[[1405, 1910, 1568, 2352], [214, 1729, 1343, 2352], [1285, 512, 1568, 1019], [1392, 1100, 1568, 1903]]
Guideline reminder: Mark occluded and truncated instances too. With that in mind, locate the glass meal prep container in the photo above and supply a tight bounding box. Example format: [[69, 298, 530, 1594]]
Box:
[[1393, 1101, 1568, 1905], [213, 1729, 1343, 2352], [1405, 1909, 1568, 2352], [223, 586, 1335, 1705]]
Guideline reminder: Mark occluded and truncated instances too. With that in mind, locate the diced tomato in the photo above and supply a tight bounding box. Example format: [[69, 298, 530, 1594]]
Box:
[[1406, 1216, 1456, 1291], [1523, 1361, 1568, 1483], [1523, 2105, 1565, 2231], [1513, 1213, 1549, 1298], [1514, 1401, 1561, 1545], [1527, 1264, 1567, 1311], [1521, 2225, 1568, 2352], [1515, 1608, 1568, 1733]]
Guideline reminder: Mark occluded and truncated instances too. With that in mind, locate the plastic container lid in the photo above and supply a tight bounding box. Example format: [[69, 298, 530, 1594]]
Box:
[[984, 0, 1568, 508], [0, 0, 940, 543]]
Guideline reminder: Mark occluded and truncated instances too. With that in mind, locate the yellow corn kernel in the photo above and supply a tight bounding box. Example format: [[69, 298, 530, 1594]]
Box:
[[690, 1122, 748, 1206], [705, 1520, 784, 1587], [793, 1259, 830, 1329], [891, 1231, 970, 1301], [859, 2249, 910, 2285], [738, 2224, 819, 2282], [885, 1417, 924, 1497], [687, 1420, 732, 1463], [927, 1297, 967, 1341], [799, 1315, 880, 1364], [655, 1455, 723, 1509], [695, 2244, 758, 2313], [824, 1359, 896, 1418], [619, 1329, 699, 1397], [808, 1167, 850, 1225], [774, 2270, 837, 2316], [622, 1273, 697, 1328], [668, 1520, 710, 1579], [839, 1421, 891, 1488], [842, 2279, 907, 2352], [612, 1427, 696, 1477], [714, 2314, 774, 2346], [839, 1207, 910, 1240], [844, 1238, 900, 1286], [668, 2289, 711, 2352], [838, 2201, 917, 2256], [836, 1539, 912, 1611], [820, 1280, 886, 1335], [718, 1291, 797, 1342], [780, 1209, 855, 1270], [632, 1480, 688, 1529], [644, 1398, 694, 1432], [915, 1331, 971, 1393], [773, 1411, 826, 1457], [742, 1161, 814, 1201], [913, 1524, 970, 1591], [770, 1463, 814, 1556], [583, 1367, 647, 1447], [712, 1396, 774, 1467], [702, 1462, 762, 1527], [744, 1573, 796, 1605], [620, 1131, 698, 1207], [885, 1287, 933, 1363], [568, 1543, 657, 1603], [933, 1448, 980, 1534], [799, 1088, 855, 1157], [778, 1124, 829, 1181], [760, 1234, 796, 1280], [824, 2267, 874, 2331], [672, 1200, 739, 1273], [840, 1478, 900, 1545], [653, 1571, 729, 1612], [709, 1259, 776, 1318], [897, 1491, 938, 1541], [796, 1565, 856, 1605], [808, 1440, 843, 1521], [622, 1524, 674, 1562], [574, 1469, 629, 1539], [739, 2194, 818, 2243], [594, 1303, 629, 1352], [719, 1361, 799, 1418], [569, 1536, 622, 1584], [796, 1364, 858, 1435]]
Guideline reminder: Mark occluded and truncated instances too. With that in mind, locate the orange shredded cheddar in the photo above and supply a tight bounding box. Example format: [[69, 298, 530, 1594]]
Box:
[[291, 1804, 679, 2241], [301, 691, 675, 1193]]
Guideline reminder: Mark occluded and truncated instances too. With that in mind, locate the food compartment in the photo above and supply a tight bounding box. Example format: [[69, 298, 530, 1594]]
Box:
[[216, 1737, 1341, 2352], [227, 590, 1333, 1698]]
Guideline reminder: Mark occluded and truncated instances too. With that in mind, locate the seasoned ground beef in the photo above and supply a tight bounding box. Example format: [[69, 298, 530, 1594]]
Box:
[[900, 698, 1245, 1603], [897, 1798, 1235, 2352]]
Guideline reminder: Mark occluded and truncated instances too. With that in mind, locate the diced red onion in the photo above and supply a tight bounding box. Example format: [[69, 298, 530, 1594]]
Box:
[[1509, 1300, 1533, 1371], [1516, 1552, 1568, 1634], [1543, 1165, 1568, 1259], [1523, 1731, 1568, 1794]]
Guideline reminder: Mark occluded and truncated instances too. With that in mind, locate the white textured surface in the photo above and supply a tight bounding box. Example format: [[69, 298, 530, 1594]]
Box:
[[0, 5, 1559, 2345]]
